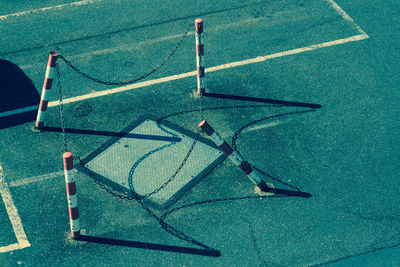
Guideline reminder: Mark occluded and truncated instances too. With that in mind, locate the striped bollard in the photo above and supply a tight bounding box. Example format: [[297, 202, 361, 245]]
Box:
[[34, 52, 58, 130], [63, 152, 80, 239], [199, 120, 274, 195], [195, 18, 205, 95]]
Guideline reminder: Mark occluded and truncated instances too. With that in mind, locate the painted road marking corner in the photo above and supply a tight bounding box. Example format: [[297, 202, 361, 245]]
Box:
[[0, 164, 30, 253]]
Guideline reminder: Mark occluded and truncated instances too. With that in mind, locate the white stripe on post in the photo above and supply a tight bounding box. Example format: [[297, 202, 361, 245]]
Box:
[[63, 152, 80, 239], [195, 18, 205, 95], [35, 51, 58, 129], [199, 120, 273, 194]]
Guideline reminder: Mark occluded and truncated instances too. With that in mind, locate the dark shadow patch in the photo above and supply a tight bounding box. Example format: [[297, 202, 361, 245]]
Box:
[[40, 126, 181, 142], [203, 92, 322, 109], [0, 60, 39, 129], [76, 235, 220, 257], [264, 188, 311, 198]]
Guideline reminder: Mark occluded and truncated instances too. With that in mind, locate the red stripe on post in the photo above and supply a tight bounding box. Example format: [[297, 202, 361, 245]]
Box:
[[195, 19, 203, 34], [38, 99, 48, 112], [43, 78, 53, 89], [71, 231, 80, 239], [36, 121, 44, 128], [238, 161, 252, 175], [48, 52, 59, 67], [66, 182, 76, 196], [196, 44, 204, 56], [219, 142, 233, 155], [199, 120, 214, 136], [63, 152, 73, 171], [69, 206, 79, 220]]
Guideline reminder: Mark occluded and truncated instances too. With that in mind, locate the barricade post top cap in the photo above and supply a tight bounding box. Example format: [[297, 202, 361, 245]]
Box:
[[48, 51, 59, 67], [195, 19, 203, 33], [198, 120, 214, 135], [63, 152, 73, 159], [198, 120, 207, 127], [63, 152, 74, 170]]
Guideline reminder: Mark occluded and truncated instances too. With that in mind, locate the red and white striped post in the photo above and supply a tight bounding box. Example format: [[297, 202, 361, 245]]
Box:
[[195, 18, 205, 96], [34, 52, 58, 130], [199, 120, 274, 195], [63, 152, 80, 239]]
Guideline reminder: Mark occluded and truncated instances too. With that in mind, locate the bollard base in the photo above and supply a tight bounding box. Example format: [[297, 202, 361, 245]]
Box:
[[254, 182, 275, 196], [71, 231, 81, 240], [31, 125, 43, 133]]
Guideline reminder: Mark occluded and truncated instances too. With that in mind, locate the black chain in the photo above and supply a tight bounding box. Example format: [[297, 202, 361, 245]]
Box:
[[58, 23, 193, 86], [76, 156, 134, 201], [231, 110, 316, 192], [133, 194, 216, 250], [52, 21, 311, 251], [128, 129, 202, 199], [56, 62, 69, 153], [53, 22, 215, 249]]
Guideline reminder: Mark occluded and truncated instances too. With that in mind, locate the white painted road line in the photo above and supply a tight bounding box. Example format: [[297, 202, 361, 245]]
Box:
[[0, 164, 30, 253], [8, 171, 65, 188], [0, 0, 99, 21], [0, 243, 20, 253], [17, 16, 269, 70], [48, 33, 368, 106], [206, 33, 368, 73], [326, 0, 369, 36], [0, 0, 369, 119], [243, 121, 283, 133], [0, 33, 369, 119]]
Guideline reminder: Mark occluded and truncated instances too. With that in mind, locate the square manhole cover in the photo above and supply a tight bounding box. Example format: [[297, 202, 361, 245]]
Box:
[[79, 116, 225, 210]]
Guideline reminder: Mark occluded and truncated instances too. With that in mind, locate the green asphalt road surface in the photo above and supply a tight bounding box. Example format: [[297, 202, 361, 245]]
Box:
[[1, 0, 399, 266]]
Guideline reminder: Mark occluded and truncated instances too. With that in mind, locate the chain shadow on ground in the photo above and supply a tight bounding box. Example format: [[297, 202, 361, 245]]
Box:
[[0, 59, 39, 130], [66, 101, 319, 253], [39, 126, 182, 142], [76, 234, 220, 257], [202, 92, 322, 109]]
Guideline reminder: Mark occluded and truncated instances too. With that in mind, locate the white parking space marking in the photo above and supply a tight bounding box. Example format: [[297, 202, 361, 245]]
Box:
[[16, 16, 269, 70], [0, 34, 367, 119], [0, 164, 30, 253], [8, 171, 65, 188], [0, 0, 369, 120], [206, 33, 368, 73], [326, 0, 368, 36], [243, 121, 283, 133], [0, 0, 100, 21], [0, 243, 20, 253]]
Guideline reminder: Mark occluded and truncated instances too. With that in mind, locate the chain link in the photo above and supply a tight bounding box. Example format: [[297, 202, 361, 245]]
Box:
[[129, 129, 202, 199], [58, 23, 193, 86], [199, 94, 205, 120], [51, 21, 293, 252], [75, 156, 134, 201], [56, 62, 69, 153]]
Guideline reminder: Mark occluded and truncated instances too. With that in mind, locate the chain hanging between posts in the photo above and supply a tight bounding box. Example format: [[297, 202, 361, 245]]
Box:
[[56, 62, 69, 153], [53, 20, 203, 200], [54, 22, 218, 250], [58, 23, 193, 86], [128, 128, 202, 199]]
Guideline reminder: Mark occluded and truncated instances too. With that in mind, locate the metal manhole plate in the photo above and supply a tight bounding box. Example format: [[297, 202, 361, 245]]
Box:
[[80, 116, 226, 210]]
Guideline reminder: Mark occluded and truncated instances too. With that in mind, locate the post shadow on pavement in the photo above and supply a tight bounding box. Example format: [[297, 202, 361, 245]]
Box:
[[203, 92, 322, 109], [76, 235, 220, 257], [0, 59, 39, 129], [266, 187, 312, 198], [40, 126, 182, 142]]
